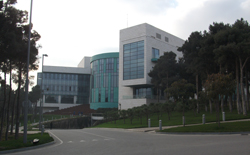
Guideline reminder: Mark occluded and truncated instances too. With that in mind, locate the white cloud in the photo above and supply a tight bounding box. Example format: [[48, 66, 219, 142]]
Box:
[[4, 0, 250, 89]]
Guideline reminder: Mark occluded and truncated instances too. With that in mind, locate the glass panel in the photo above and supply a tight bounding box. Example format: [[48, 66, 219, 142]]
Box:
[[123, 40, 144, 80], [61, 95, 74, 104], [45, 95, 58, 103]]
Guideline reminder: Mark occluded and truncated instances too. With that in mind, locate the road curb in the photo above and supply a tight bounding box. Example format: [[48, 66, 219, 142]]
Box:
[[155, 131, 250, 135], [0, 141, 55, 154]]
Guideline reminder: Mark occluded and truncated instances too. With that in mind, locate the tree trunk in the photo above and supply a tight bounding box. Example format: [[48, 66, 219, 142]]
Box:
[[196, 74, 199, 113], [236, 59, 242, 114], [10, 90, 17, 135], [0, 70, 7, 141], [209, 99, 212, 113], [221, 96, 224, 113], [205, 104, 208, 112], [157, 87, 159, 102], [166, 73, 169, 101], [229, 95, 233, 112], [216, 99, 220, 127], [5, 61, 12, 140], [245, 67, 249, 111], [239, 58, 247, 115], [15, 66, 22, 139]]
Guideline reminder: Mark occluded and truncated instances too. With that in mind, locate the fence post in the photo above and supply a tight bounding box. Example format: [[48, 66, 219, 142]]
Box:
[[182, 116, 185, 126], [202, 114, 205, 124], [159, 120, 162, 131], [222, 112, 225, 121]]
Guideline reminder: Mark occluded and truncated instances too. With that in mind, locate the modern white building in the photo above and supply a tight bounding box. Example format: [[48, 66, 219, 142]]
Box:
[[37, 23, 185, 112], [37, 57, 91, 113], [119, 23, 185, 110]]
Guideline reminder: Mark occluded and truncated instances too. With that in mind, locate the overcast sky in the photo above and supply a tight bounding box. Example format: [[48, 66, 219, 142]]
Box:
[[10, 0, 250, 87]]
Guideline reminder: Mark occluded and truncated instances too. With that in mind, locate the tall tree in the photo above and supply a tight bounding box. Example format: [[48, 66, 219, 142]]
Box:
[[204, 73, 235, 126], [148, 51, 178, 101], [178, 32, 203, 113], [232, 19, 250, 115], [0, 2, 41, 139], [214, 19, 250, 115]]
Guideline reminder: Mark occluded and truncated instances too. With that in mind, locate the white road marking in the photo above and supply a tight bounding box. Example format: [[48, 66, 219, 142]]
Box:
[[80, 140, 85, 142], [92, 139, 98, 141], [48, 130, 63, 146], [68, 141, 73, 143], [104, 139, 111, 140], [76, 130, 115, 140]]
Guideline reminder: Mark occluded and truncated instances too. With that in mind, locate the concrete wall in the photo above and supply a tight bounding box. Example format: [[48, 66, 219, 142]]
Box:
[[78, 56, 91, 68], [119, 23, 185, 110]]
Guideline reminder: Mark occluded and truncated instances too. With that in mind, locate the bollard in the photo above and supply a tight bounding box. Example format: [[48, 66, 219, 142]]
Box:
[[202, 114, 205, 124], [159, 120, 162, 131], [41, 125, 44, 136], [182, 116, 185, 126], [222, 112, 225, 121], [148, 119, 151, 128], [52, 117, 53, 120]]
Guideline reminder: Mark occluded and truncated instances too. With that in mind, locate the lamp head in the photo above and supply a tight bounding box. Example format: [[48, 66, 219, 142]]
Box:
[[43, 54, 48, 57]]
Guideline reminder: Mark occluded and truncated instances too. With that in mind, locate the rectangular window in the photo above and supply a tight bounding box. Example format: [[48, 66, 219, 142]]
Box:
[[156, 33, 161, 39], [152, 48, 160, 59], [99, 59, 104, 73], [123, 40, 144, 80], [165, 37, 169, 42]]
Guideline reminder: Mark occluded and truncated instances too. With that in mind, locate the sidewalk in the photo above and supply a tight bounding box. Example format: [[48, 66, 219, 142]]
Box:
[[127, 118, 250, 132]]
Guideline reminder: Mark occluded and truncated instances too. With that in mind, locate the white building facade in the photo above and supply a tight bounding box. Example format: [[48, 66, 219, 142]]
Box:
[[119, 23, 185, 110], [37, 57, 91, 112]]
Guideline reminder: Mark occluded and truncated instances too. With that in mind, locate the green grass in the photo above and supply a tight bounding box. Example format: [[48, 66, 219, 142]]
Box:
[[0, 133, 54, 151], [18, 114, 71, 126], [95, 110, 250, 129], [160, 121, 250, 132]]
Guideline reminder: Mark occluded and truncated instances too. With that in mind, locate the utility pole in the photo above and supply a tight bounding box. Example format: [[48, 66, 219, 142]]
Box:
[[24, 0, 33, 144]]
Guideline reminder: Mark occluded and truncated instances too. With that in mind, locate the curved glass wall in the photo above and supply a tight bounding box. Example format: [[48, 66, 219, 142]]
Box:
[[90, 53, 119, 110]]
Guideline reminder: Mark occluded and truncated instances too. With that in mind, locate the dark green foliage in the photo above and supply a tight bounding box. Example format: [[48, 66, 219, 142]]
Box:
[[148, 51, 179, 101], [0, 1, 41, 141], [204, 73, 235, 126], [29, 85, 41, 103]]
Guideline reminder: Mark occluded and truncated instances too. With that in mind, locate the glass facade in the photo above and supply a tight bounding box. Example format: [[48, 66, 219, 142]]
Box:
[[37, 72, 90, 104], [133, 87, 152, 99], [90, 53, 119, 110], [123, 40, 144, 80]]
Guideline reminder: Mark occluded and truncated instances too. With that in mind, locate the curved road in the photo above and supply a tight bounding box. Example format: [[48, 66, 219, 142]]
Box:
[[8, 128, 250, 155]]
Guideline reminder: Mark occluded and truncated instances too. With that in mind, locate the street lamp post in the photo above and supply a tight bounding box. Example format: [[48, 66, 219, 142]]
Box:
[[24, 0, 33, 144], [39, 54, 48, 130]]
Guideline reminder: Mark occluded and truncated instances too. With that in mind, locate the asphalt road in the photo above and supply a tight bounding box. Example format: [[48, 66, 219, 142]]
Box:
[[7, 128, 250, 155]]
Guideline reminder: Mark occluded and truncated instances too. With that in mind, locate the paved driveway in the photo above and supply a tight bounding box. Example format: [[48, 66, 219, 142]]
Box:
[[6, 128, 250, 155]]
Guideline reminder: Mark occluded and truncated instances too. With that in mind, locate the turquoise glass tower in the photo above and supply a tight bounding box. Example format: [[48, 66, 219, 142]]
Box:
[[90, 52, 119, 110]]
